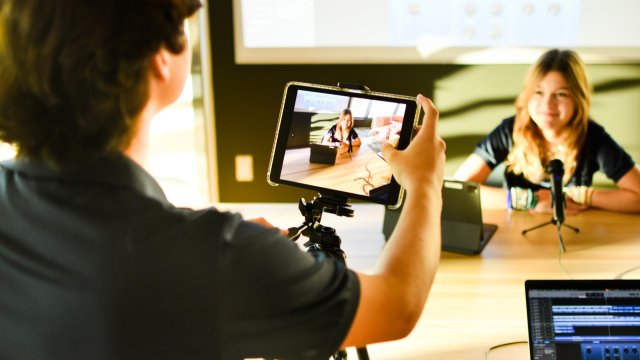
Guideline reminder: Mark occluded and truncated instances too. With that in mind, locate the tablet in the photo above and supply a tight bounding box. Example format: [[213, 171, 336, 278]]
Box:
[[267, 82, 419, 208]]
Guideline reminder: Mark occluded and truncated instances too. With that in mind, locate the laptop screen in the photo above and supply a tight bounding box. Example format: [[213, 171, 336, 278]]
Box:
[[525, 280, 640, 360]]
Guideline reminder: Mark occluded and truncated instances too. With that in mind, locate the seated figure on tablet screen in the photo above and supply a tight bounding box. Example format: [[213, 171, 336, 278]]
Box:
[[321, 109, 362, 150]]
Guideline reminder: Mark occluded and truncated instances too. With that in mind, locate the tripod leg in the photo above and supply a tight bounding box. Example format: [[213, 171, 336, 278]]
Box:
[[356, 347, 370, 360], [522, 221, 553, 235], [556, 222, 567, 253], [561, 222, 580, 233]]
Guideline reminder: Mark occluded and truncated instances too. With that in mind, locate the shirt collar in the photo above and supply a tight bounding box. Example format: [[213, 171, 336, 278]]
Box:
[[0, 154, 169, 204]]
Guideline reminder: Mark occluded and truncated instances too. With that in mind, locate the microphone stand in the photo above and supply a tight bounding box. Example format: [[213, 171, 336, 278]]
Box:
[[521, 160, 579, 252], [521, 213, 579, 253]]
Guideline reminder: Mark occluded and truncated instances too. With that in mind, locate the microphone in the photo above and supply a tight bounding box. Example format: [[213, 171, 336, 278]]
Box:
[[548, 159, 565, 224]]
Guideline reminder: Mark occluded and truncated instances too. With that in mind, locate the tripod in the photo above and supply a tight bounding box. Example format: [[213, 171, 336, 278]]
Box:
[[521, 217, 579, 253], [287, 193, 370, 360], [521, 160, 580, 252]]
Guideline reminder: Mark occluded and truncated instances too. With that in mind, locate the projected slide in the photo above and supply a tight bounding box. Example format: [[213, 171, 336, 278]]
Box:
[[233, 0, 640, 64]]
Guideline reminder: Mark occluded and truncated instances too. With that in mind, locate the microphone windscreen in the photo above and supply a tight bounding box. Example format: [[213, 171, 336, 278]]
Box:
[[548, 159, 564, 174]]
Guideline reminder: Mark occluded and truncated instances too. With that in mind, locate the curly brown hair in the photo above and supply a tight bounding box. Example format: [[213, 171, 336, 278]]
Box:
[[0, 0, 201, 165]]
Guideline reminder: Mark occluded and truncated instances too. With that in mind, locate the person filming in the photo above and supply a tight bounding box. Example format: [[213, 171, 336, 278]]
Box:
[[0, 1, 446, 358]]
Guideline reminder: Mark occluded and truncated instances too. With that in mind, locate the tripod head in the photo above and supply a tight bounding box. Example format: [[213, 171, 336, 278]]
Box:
[[288, 193, 353, 262]]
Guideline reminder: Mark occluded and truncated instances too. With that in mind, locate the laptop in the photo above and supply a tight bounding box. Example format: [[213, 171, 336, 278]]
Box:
[[309, 143, 338, 165], [525, 279, 640, 360], [382, 179, 497, 255]]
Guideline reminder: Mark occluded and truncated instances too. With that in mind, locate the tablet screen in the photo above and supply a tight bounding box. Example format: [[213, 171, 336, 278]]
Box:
[[268, 82, 419, 207]]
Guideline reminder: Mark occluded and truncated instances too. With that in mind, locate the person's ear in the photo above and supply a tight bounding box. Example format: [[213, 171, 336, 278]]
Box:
[[150, 47, 171, 81]]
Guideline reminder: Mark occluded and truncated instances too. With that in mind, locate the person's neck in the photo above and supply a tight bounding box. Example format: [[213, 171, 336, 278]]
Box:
[[541, 128, 565, 147], [124, 109, 154, 167], [541, 129, 569, 162]]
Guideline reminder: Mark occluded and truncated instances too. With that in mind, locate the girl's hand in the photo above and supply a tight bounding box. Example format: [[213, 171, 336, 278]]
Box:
[[531, 189, 587, 215]]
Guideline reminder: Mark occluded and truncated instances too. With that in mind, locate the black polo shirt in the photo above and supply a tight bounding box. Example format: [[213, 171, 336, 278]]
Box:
[[0, 155, 359, 360]]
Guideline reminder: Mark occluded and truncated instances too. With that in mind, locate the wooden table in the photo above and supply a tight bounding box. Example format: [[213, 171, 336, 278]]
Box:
[[366, 209, 640, 360], [280, 144, 391, 197], [218, 203, 640, 360]]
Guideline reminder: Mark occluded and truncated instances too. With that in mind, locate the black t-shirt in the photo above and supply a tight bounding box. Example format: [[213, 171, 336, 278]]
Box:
[[474, 116, 635, 189], [0, 155, 360, 360], [325, 125, 359, 143]]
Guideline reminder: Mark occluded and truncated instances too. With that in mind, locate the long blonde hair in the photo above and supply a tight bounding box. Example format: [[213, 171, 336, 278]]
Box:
[[506, 49, 591, 184], [333, 109, 354, 140]]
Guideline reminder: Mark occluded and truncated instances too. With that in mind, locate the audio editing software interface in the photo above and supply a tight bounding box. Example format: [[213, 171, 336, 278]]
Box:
[[528, 287, 640, 359]]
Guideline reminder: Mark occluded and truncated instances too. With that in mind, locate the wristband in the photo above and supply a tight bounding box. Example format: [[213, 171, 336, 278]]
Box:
[[585, 187, 594, 207], [566, 186, 593, 207], [507, 187, 538, 210]]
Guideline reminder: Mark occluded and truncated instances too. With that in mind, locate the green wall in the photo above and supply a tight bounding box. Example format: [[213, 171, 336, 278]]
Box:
[[209, 1, 640, 202]]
